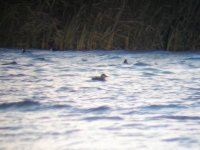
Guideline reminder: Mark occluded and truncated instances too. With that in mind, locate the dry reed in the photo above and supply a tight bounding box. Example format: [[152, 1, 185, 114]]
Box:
[[0, 0, 199, 51]]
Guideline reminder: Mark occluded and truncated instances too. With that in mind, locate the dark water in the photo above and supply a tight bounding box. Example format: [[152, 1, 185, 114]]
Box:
[[0, 49, 200, 150]]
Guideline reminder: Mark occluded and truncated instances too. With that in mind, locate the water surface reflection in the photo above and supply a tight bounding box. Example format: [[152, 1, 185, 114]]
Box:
[[0, 49, 200, 150]]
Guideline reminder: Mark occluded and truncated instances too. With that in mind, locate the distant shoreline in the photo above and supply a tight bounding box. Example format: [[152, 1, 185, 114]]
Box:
[[1, 48, 199, 53]]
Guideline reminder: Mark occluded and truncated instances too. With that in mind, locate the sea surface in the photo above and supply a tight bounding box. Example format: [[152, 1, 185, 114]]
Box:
[[0, 49, 200, 150]]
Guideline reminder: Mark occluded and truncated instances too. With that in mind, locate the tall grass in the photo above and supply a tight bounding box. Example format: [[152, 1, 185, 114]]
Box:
[[0, 0, 199, 51]]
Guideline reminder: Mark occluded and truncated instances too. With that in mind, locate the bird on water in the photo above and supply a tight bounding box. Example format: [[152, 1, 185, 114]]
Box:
[[22, 48, 26, 53], [92, 74, 108, 81], [123, 59, 128, 64]]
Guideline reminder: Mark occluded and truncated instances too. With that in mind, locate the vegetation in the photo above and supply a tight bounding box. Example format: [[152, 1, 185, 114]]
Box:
[[0, 0, 199, 51]]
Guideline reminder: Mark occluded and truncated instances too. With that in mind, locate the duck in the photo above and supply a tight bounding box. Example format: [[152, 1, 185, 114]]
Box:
[[123, 59, 128, 64], [22, 48, 26, 53], [92, 74, 108, 81]]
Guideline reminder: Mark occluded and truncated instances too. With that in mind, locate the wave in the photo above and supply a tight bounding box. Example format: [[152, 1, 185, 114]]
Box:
[[141, 104, 186, 110], [162, 137, 197, 143], [2, 61, 18, 65], [108, 56, 121, 59], [161, 71, 174, 74], [34, 57, 47, 61], [0, 100, 41, 111], [51, 104, 72, 109], [185, 57, 200, 61], [143, 68, 174, 75], [85, 106, 111, 113], [83, 116, 123, 121], [154, 115, 200, 121], [134, 62, 150, 66], [7, 74, 27, 77], [0, 100, 72, 111], [142, 72, 157, 77], [143, 67, 160, 71]]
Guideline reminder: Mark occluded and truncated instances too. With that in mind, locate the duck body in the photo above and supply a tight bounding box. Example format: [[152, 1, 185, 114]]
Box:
[[123, 59, 128, 64], [92, 74, 108, 81], [22, 48, 26, 53]]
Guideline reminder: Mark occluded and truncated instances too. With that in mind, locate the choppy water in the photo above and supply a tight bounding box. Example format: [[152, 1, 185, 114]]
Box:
[[0, 49, 200, 150]]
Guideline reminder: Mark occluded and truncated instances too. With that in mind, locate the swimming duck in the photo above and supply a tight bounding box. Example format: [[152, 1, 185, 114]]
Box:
[[22, 48, 26, 53], [123, 59, 128, 64], [92, 74, 108, 81]]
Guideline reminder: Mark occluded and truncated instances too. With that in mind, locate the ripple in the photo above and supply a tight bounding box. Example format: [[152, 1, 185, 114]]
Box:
[[85, 106, 111, 113], [34, 57, 47, 61], [22, 64, 34, 67], [1, 49, 200, 149], [161, 71, 174, 74], [141, 104, 186, 110], [162, 137, 197, 144], [0, 100, 72, 112], [50, 104, 72, 110], [161, 115, 200, 121], [122, 123, 144, 127], [108, 56, 121, 59], [187, 64, 200, 68], [2, 61, 18, 65], [81, 58, 88, 61], [0, 100, 40, 110], [7, 74, 27, 77], [56, 87, 72, 92], [142, 72, 157, 77], [151, 115, 200, 121], [0, 126, 21, 130], [143, 68, 159, 72], [184, 57, 200, 61], [83, 116, 123, 121], [134, 62, 150, 66]]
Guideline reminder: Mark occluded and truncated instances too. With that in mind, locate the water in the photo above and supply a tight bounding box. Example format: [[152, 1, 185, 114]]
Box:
[[0, 49, 200, 150]]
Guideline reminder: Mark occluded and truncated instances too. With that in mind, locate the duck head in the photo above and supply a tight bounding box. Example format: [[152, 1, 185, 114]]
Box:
[[123, 59, 128, 64], [101, 74, 108, 78]]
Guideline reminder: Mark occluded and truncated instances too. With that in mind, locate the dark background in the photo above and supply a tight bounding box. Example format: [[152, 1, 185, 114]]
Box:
[[0, 0, 199, 51]]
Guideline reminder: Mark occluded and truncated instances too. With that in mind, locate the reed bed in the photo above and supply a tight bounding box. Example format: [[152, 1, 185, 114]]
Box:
[[0, 0, 199, 51]]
